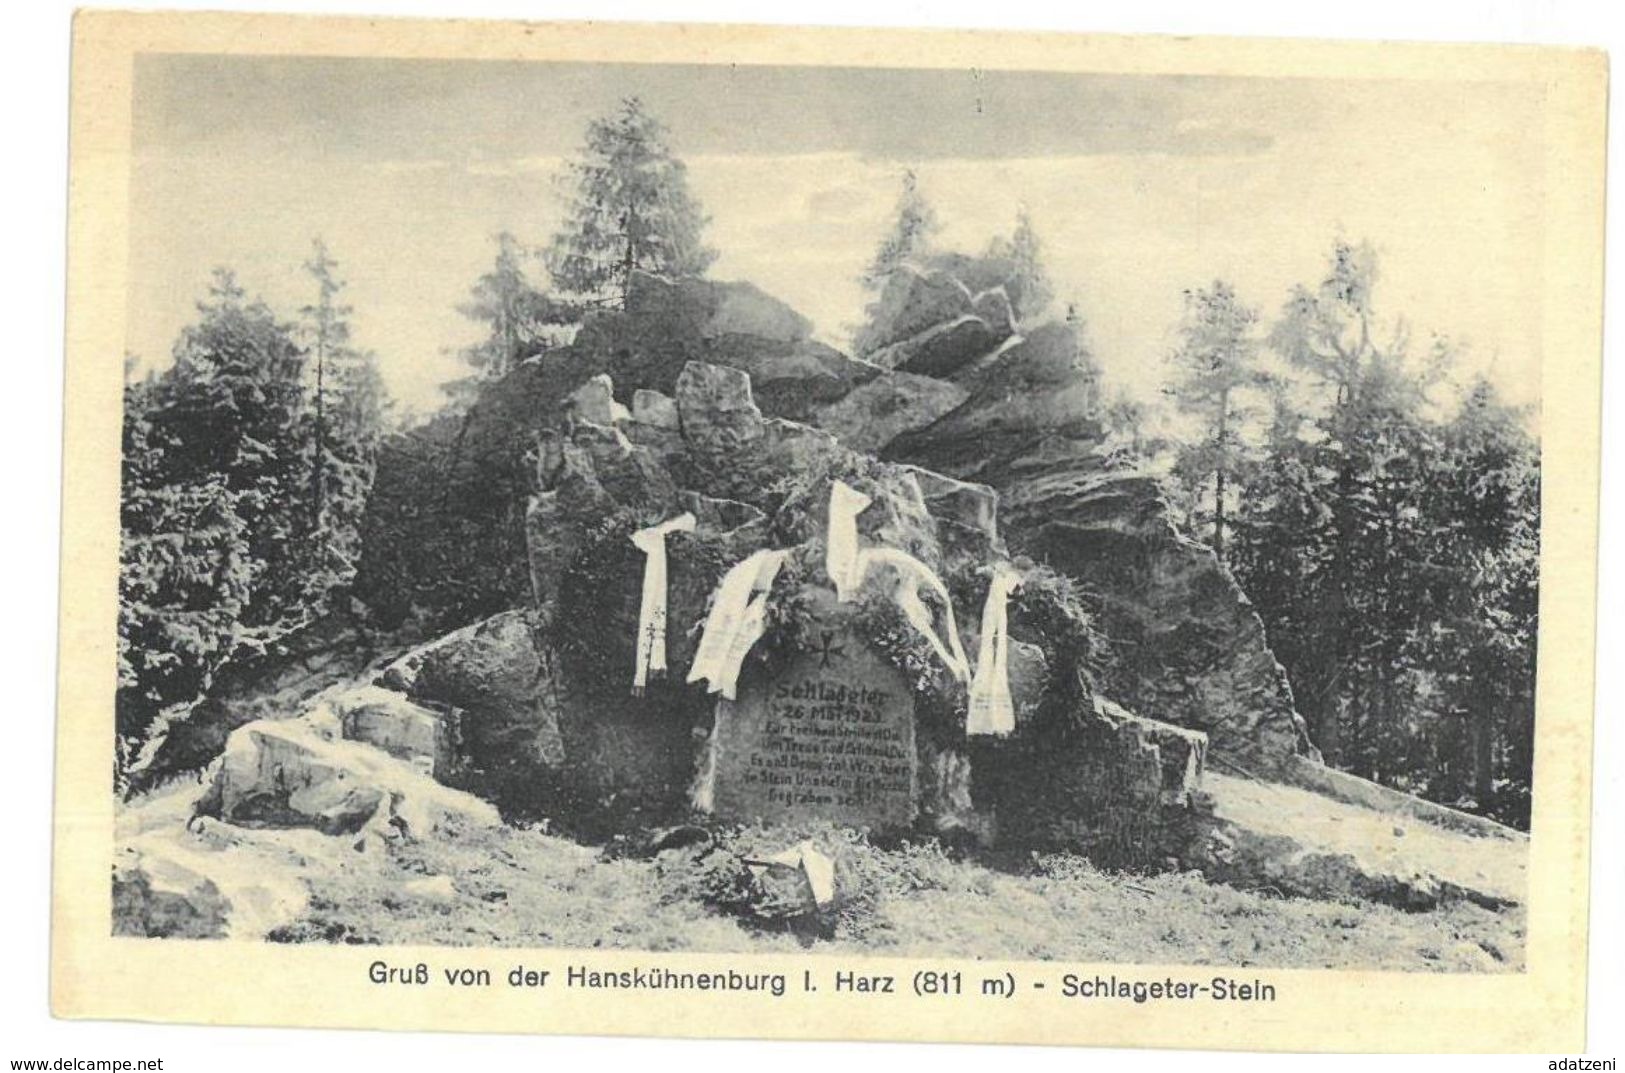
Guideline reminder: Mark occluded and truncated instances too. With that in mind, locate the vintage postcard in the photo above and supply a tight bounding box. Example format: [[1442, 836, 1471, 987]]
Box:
[[53, 10, 1605, 1051]]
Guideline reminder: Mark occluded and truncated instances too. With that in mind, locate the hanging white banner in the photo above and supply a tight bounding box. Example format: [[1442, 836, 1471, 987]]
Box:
[[629, 511, 697, 694], [688, 548, 792, 700], [967, 566, 1022, 736], [825, 479, 969, 682]]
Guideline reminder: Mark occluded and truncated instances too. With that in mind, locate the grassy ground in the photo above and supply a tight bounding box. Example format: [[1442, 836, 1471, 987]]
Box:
[[267, 816, 1523, 972]]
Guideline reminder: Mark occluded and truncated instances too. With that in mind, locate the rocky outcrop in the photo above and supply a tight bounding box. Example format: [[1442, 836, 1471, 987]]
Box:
[[838, 256, 1322, 768], [357, 257, 1314, 774], [573, 272, 880, 421], [367, 344, 1164, 847], [879, 312, 1314, 765], [511, 362, 1003, 824], [367, 252, 1307, 847]]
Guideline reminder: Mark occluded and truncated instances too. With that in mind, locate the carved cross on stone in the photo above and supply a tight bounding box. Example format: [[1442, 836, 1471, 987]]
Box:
[[815, 630, 847, 669]]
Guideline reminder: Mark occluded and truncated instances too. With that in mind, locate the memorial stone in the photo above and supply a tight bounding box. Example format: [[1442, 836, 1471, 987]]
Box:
[[709, 627, 917, 827]]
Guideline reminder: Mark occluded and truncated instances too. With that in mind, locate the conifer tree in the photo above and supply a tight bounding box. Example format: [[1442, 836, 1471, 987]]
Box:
[[116, 270, 312, 767], [116, 364, 253, 772], [546, 98, 716, 308], [162, 270, 312, 627], [440, 232, 579, 410], [1227, 240, 1538, 822], [1420, 376, 1540, 822], [862, 169, 939, 290], [1166, 280, 1269, 563], [986, 205, 1054, 321], [299, 239, 386, 597]]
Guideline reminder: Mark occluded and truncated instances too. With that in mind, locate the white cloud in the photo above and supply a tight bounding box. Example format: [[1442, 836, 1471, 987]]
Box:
[[128, 85, 1543, 421]]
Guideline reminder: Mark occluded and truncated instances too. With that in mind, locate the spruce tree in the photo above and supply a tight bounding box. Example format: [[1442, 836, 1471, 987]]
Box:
[[546, 98, 716, 308], [455, 234, 556, 387], [1420, 377, 1539, 822], [117, 365, 253, 771], [862, 169, 939, 290], [986, 205, 1054, 321], [163, 270, 312, 627], [1166, 280, 1269, 563], [116, 270, 311, 768], [299, 239, 386, 599]]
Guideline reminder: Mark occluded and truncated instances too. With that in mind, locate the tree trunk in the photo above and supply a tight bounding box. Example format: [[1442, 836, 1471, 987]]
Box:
[[312, 334, 327, 538], [1474, 705, 1496, 810], [620, 203, 639, 310], [1213, 387, 1229, 564], [1319, 695, 1344, 767]]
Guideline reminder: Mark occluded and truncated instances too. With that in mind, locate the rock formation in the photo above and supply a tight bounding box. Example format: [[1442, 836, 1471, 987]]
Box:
[[113, 260, 1529, 942]]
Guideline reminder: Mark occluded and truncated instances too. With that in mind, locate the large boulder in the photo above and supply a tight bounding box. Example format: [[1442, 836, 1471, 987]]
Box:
[[197, 710, 499, 840], [631, 387, 680, 430], [853, 254, 1034, 365], [978, 696, 1210, 868], [113, 832, 310, 940], [674, 361, 769, 461], [926, 251, 1033, 320], [383, 610, 566, 773], [124, 609, 392, 793], [545, 516, 738, 825], [526, 429, 684, 618], [329, 684, 458, 780], [854, 265, 977, 357], [565, 373, 622, 426], [1010, 465, 1312, 762], [870, 315, 1010, 380], [900, 465, 1003, 566], [890, 323, 1102, 454], [673, 362, 851, 505]]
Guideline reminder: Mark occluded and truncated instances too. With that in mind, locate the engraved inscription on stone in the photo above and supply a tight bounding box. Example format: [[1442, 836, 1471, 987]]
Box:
[[710, 631, 916, 827]]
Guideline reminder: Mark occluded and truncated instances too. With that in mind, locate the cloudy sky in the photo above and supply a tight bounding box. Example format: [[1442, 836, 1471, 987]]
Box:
[[128, 54, 1545, 419]]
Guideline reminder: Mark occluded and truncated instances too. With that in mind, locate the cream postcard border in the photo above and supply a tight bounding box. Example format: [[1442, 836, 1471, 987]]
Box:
[[52, 10, 1608, 1051]]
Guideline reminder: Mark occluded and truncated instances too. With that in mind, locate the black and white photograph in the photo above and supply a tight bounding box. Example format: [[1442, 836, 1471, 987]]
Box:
[[106, 46, 1547, 966], [42, 7, 1609, 1054]]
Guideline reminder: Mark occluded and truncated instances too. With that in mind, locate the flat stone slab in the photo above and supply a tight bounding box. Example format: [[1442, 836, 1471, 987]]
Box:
[[1199, 771, 1526, 909]]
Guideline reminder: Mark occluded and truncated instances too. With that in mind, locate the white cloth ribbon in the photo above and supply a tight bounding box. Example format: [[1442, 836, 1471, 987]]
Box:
[[967, 567, 1022, 736], [858, 547, 972, 682], [824, 480, 970, 682], [825, 481, 873, 602], [688, 548, 791, 700], [757, 840, 838, 909], [629, 512, 696, 694]]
